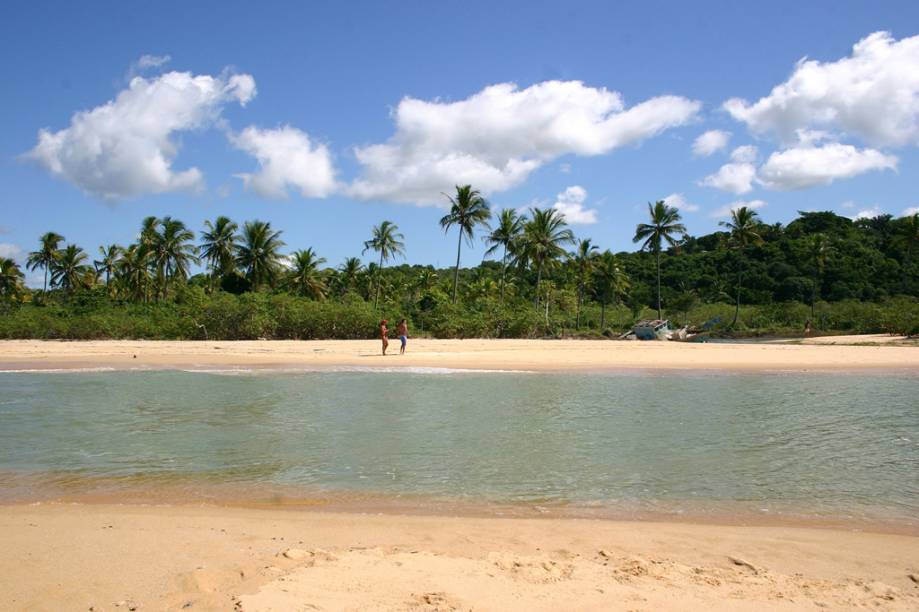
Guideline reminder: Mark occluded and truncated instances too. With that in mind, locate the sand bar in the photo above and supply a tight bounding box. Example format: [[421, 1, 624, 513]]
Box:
[[0, 337, 918, 372], [2, 503, 917, 611]]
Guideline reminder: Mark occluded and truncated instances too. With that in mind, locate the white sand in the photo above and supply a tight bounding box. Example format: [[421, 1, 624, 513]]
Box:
[[0, 337, 917, 372], [1, 504, 917, 611]]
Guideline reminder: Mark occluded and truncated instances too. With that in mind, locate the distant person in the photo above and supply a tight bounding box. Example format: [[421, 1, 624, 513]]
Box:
[[397, 318, 408, 354], [379, 319, 389, 355]]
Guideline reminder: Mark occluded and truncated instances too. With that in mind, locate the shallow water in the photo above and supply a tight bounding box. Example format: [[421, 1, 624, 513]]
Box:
[[0, 369, 917, 527]]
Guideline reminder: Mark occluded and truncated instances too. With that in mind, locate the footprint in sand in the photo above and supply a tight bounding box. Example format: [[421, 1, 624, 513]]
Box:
[[410, 591, 461, 611], [489, 553, 575, 584]]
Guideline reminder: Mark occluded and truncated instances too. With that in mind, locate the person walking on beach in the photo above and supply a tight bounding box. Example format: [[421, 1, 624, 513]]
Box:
[[397, 318, 408, 354], [379, 319, 389, 355]]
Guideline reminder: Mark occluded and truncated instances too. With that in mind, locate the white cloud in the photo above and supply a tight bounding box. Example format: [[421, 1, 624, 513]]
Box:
[[662, 192, 699, 212], [841, 200, 856, 210], [692, 130, 730, 156], [729, 144, 758, 163], [552, 185, 598, 224], [137, 54, 171, 70], [850, 205, 884, 220], [25, 70, 256, 201], [0, 243, 23, 259], [231, 125, 337, 199], [724, 31, 919, 147], [901, 206, 919, 217], [559, 162, 571, 173], [757, 143, 897, 190], [126, 54, 172, 80], [348, 80, 700, 205], [700, 161, 756, 194], [710, 199, 766, 218]]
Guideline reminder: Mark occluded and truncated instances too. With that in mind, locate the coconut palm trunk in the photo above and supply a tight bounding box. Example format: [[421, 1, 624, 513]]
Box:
[[499, 244, 508, 303], [374, 251, 384, 309], [534, 262, 543, 309], [655, 249, 662, 320], [452, 229, 462, 304], [732, 265, 743, 328]]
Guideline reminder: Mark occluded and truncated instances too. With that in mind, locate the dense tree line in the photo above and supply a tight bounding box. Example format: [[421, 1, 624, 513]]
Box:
[[1, 186, 917, 339]]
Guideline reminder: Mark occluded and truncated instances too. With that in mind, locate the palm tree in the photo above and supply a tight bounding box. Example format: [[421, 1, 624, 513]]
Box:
[[593, 250, 631, 330], [200, 216, 239, 290], [415, 268, 439, 294], [518, 208, 575, 308], [117, 244, 152, 302], [336, 257, 364, 296], [484, 208, 525, 304], [633, 201, 686, 320], [151, 217, 198, 299], [362, 220, 405, 309], [50, 244, 91, 293], [0, 257, 25, 300], [94, 244, 122, 296], [26, 231, 64, 293], [139, 216, 160, 250], [807, 233, 833, 321], [440, 185, 492, 304], [287, 248, 327, 299], [569, 238, 599, 329], [719, 206, 764, 327], [237, 220, 285, 291]]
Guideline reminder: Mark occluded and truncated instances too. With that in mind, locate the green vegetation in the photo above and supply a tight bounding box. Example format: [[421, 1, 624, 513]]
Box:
[[1, 185, 917, 340]]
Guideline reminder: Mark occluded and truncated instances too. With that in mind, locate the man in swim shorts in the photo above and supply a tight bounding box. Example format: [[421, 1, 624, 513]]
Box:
[[397, 318, 408, 354]]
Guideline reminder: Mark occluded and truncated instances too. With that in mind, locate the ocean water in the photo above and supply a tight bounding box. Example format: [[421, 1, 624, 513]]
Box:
[[0, 368, 917, 527]]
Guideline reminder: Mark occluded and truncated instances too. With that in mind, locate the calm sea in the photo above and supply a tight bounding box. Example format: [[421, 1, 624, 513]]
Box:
[[1, 368, 916, 528]]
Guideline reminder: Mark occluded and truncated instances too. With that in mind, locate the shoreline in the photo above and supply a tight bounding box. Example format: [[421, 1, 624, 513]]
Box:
[[1, 337, 918, 372], [2, 502, 917, 611], [2, 477, 917, 537]]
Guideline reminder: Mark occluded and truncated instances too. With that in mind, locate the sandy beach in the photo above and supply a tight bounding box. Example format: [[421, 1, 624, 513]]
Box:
[[0, 337, 917, 372], [2, 338, 918, 610], [1, 503, 917, 611]]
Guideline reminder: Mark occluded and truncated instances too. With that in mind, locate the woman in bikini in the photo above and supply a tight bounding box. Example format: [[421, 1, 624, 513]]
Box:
[[379, 319, 389, 355]]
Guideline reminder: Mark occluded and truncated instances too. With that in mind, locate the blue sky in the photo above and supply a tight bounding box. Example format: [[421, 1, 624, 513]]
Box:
[[3, 1, 919, 283]]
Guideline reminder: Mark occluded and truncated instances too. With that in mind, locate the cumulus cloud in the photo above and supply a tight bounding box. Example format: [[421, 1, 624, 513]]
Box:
[[710, 199, 766, 218], [724, 32, 919, 147], [849, 205, 884, 220], [700, 161, 756, 194], [692, 130, 731, 156], [0, 243, 22, 259], [902, 206, 919, 217], [662, 193, 699, 212], [231, 125, 337, 199], [348, 80, 701, 205], [551, 185, 598, 224], [25, 70, 256, 200], [757, 143, 897, 190], [729, 144, 758, 163]]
